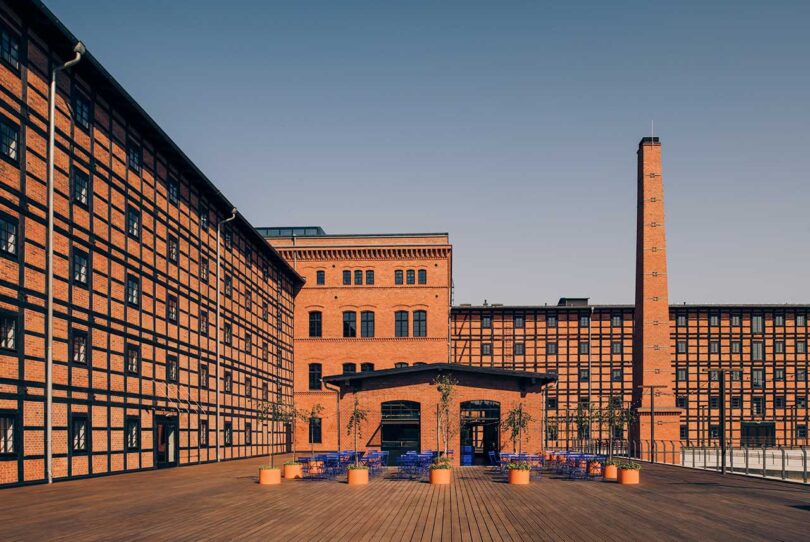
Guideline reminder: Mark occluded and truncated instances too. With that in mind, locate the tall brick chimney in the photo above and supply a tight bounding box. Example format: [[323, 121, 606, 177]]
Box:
[[631, 137, 681, 462]]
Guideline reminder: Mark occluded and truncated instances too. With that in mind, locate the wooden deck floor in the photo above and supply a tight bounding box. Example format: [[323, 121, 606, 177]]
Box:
[[1, 456, 808, 541]]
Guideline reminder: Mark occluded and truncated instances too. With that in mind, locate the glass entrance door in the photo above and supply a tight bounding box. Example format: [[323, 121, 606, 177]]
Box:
[[460, 400, 500, 465], [155, 415, 179, 468]]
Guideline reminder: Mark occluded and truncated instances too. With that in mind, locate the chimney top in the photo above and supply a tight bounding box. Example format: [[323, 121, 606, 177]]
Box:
[[639, 136, 660, 146]]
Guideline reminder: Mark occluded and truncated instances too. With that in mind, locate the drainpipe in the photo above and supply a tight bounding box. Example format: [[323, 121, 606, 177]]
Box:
[[46, 41, 86, 485], [216, 208, 237, 462], [323, 381, 341, 451]]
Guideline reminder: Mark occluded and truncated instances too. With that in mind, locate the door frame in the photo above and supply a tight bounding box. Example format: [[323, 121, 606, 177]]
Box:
[[154, 414, 180, 468]]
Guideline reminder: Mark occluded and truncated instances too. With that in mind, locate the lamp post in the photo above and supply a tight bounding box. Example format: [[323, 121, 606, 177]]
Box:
[[46, 41, 85, 484], [215, 208, 237, 462]]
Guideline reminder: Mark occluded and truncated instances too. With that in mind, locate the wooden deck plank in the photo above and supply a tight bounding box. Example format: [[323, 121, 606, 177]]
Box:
[[1, 457, 809, 541]]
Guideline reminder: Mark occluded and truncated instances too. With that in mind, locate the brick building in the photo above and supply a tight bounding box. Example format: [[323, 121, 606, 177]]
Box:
[[0, 0, 302, 488]]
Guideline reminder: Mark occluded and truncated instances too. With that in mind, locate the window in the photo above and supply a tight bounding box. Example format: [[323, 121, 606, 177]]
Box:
[[731, 396, 742, 409], [224, 227, 233, 249], [482, 315, 492, 329], [246, 377, 252, 398], [775, 313, 785, 327], [731, 370, 742, 381], [167, 236, 179, 263], [343, 270, 351, 285], [245, 291, 252, 312], [0, 414, 15, 455], [223, 275, 232, 297], [200, 311, 208, 336], [127, 141, 141, 172], [167, 177, 179, 204], [547, 342, 558, 355], [709, 370, 719, 382], [798, 369, 808, 382], [578, 342, 590, 355], [775, 368, 785, 381], [709, 312, 720, 327], [751, 341, 764, 361], [361, 363, 375, 372], [126, 344, 140, 375], [395, 311, 409, 337], [125, 417, 140, 451], [316, 270, 325, 285], [679, 425, 688, 440], [308, 310, 321, 337], [200, 364, 209, 389], [676, 341, 687, 354], [579, 314, 590, 328], [751, 368, 765, 389], [775, 396, 786, 409], [413, 311, 427, 337], [262, 342, 268, 363], [199, 203, 209, 229], [354, 270, 363, 285], [343, 311, 357, 338], [262, 383, 268, 401], [71, 168, 90, 207], [394, 362, 408, 368], [418, 269, 427, 285], [0, 214, 17, 257], [773, 341, 785, 355], [164, 295, 177, 323], [0, 24, 20, 70], [731, 314, 741, 326], [245, 423, 252, 445], [514, 315, 525, 328], [366, 270, 374, 285], [224, 371, 232, 393], [731, 341, 741, 354], [579, 369, 590, 382], [798, 341, 807, 354], [752, 315, 764, 334], [546, 397, 558, 410], [245, 333, 252, 354], [406, 270, 415, 285], [611, 341, 622, 355], [547, 425, 559, 440], [547, 315, 557, 328], [676, 314, 687, 327], [262, 302, 268, 322], [611, 314, 622, 327], [676, 368, 687, 382], [71, 330, 88, 364], [798, 314, 807, 327], [798, 396, 808, 408], [675, 396, 687, 409], [166, 356, 178, 383], [0, 117, 18, 162], [309, 363, 322, 390], [361, 311, 375, 338], [798, 425, 808, 439], [72, 248, 89, 286], [126, 206, 140, 238], [224, 422, 233, 446], [342, 363, 356, 374], [309, 418, 322, 444], [394, 270, 403, 285], [200, 258, 209, 282], [709, 396, 720, 409], [514, 343, 525, 356], [71, 415, 89, 453], [611, 368, 622, 382], [482, 343, 492, 356], [751, 396, 764, 416], [709, 341, 719, 354], [223, 323, 232, 345], [709, 426, 720, 439], [199, 421, 208, 447]]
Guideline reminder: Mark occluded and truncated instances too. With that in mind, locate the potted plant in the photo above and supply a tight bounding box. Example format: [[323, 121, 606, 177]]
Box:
[[283, 459, 303, 480], [255, 397, 287, 485], [259, 465, 281, 485], [506, 461, 531, 485], [618, 461, 641, 485], [603, 459, 620, 481], [433, 374, 458, 460], [345, 395, 369, 485], [429, 457, 452, 485], [297, 403, 325, 475], [502, 403, 534, 454]]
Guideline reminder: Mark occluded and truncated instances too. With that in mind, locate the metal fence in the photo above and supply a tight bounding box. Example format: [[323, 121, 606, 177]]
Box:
[[557, 440, 810, 484]]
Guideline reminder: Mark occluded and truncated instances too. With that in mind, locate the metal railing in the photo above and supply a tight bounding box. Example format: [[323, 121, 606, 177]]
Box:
[[559, 439, 810, 484]]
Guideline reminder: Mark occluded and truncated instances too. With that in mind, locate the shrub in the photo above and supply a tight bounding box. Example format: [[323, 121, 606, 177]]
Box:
[[430, 459, 453, 470], [619, 461, 641, 470], [283, 460, 301, 466], [259, 465, 279, 470], [505, 461, 531, 471], [347, 464, 368, 470], [605, 459, 621, 466]]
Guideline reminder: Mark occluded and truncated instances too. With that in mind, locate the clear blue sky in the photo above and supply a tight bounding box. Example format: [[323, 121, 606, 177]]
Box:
[[47, 0, 810, 305]]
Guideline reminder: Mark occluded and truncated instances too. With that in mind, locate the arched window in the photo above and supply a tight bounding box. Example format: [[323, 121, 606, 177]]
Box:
[[361, 362, 375, 372], [395, 311, 409, 337], [309, 311, 322, 337], [413, 310, 427, 337], [343, 362, 357, 374], [394, 362, 408, 369], [418, 269, 427, 284], [308, 363, 322, 390]]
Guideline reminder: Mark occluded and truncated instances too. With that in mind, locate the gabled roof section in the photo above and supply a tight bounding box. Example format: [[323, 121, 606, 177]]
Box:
[[322, 363, 557, 386]]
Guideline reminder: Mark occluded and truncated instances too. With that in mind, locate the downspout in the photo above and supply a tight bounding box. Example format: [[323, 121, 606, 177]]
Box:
[[323, 381, 341, 452], [216, 208, 237, 462], [46, 41, 85, 484]]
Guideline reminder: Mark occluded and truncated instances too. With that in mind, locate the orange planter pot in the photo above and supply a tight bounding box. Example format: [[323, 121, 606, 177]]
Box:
[[508, 469, 530, 485], [429, 469, 452, 485], [588, 462, 602, 477], [347, 469, 369, 486], [603, 464, 618, 480], [283, 464, 303, 479], [308, 460, 324, 475], [618, 468, 640, 485], [259, 468, 281, 485]]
